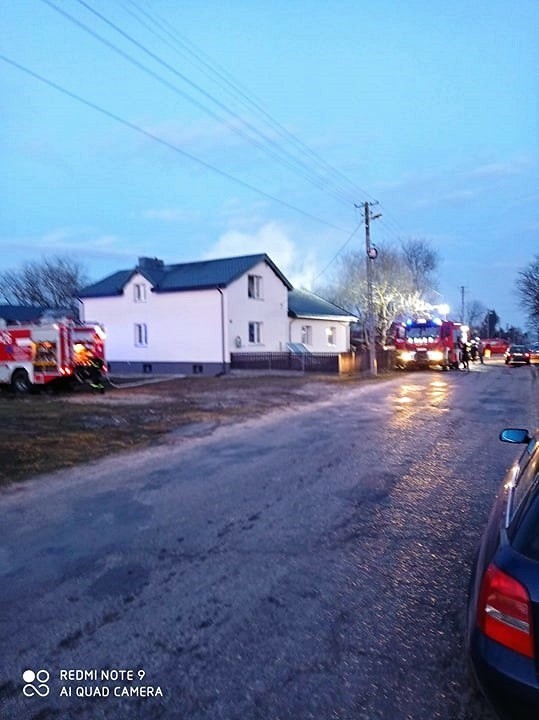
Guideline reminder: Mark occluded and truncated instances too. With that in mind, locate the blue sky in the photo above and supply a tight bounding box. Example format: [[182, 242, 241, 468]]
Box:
[[1, 0, 537, 329]]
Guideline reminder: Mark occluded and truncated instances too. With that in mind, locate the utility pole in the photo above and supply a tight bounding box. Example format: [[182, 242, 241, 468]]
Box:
[[460, 286, 466, 324], [488, 310, 495, 337], [363, 201, 381, 376]]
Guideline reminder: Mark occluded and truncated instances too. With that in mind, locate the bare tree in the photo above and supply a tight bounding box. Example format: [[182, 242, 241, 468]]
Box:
[[0, 256, 89, 313], [400, 238, 439, 295], [371, 245, 424, 343], [480, 309, 500, 338], [316, 245, 430, 344], [516, 255, 539, 333], [465, 299, 487, 333]]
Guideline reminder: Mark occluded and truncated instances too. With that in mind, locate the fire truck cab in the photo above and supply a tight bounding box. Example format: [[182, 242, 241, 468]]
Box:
[[395, 317, 465, 370], [0, 320, 106, 393]]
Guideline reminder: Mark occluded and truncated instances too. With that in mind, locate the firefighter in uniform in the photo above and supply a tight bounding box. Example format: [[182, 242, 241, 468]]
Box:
[[88, 356, 105, 392]]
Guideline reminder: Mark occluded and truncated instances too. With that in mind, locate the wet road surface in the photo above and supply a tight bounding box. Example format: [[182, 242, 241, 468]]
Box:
[[1, 362, 538, 719]]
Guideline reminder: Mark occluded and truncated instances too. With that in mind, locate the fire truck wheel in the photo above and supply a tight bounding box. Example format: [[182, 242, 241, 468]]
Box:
[[11, 369, 32, 394]]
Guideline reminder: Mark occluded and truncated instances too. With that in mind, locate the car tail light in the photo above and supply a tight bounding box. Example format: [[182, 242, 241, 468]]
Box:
[[477, 563, 534, 658]]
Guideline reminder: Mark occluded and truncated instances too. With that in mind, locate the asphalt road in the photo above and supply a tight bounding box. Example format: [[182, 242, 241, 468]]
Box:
[[1, 361, 538, 720]]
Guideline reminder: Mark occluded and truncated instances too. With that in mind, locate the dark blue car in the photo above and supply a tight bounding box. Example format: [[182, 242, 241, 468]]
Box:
[[467, 427, 539, 719]]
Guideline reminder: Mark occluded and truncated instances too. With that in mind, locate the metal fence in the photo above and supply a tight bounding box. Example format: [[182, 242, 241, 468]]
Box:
[[230, 348, 397, 374], [230, 352, 340, 373]]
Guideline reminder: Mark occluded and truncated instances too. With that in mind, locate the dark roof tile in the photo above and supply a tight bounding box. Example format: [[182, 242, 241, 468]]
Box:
[[77, 270, 134, 298], [0, 305, 44, 323], [288, 288, 357, 320], [78, 254, 292, 297]]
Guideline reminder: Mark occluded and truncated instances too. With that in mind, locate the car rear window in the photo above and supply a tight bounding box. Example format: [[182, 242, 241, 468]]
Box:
[[512, 486, 539, 561], [510, 445, 539, 559], [509, 444, 539, 521]]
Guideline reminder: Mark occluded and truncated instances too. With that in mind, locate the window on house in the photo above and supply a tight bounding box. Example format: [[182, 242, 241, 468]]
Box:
[[135, 323, 148, 347], [248, 274, 263, 299], [134, 283, 147, 302], [301, 325, 312, 346], [326, 326, 336, 346], [248, 321, 262, 344]]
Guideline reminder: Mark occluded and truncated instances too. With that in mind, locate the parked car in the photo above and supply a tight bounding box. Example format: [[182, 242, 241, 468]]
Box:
[[467, 427, 539, 720], [504, 345, 531, 365], [529, 342, 539, 364]]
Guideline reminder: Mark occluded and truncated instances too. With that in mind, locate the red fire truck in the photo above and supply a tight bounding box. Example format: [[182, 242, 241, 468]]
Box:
[[0, 320, 106, 393], [395, 317, 465, 370], [481, 338, 510, 357]]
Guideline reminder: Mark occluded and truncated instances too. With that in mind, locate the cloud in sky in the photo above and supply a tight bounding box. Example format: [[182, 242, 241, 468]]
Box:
[[218, 197, 271, 230], [39, 228, 131, 256], [142, 208, 201, 223], [465, 157, 533, 179], [144, 118, 235, 150], [204, 221, 318, 289], [205, 221, 293, 264], [0, 228, 142, 272], [413, 188, 479, 210], [375, 153, 532, 196]]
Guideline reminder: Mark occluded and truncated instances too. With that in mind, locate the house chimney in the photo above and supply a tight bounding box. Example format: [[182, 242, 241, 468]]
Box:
[[138, 257, 164, 270]]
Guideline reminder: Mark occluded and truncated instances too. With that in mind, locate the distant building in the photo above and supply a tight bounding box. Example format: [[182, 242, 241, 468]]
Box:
[[0, 305, 78, 326], [0, 305, 47, 325]]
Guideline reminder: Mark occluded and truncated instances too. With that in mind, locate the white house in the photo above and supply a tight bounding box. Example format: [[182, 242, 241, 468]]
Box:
[[78, 254, 357, 375], [287, 288, 358, 354], [79, 254, 293, 375]]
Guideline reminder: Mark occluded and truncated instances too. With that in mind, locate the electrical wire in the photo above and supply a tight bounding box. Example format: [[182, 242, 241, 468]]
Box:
[[47, 0, 357, 207], [12, 2, 414, 279], [313, 223, 364, 282], [83, 0, 406, 215], [39, 0, 408, 277], [0, 52, 350, 234], [118, 0, 376, 207]]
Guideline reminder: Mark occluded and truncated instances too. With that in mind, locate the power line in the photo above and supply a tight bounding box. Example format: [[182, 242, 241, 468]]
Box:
[[8, 2, 415, 278], [92, 0, 401, 213], [38, 0, 344, 205], [110, 2, 415, 252], [41, 0, 357, 206], [119, 0, 376, 207], [0, 52, 350, 234], [313, 223, 364, 282]]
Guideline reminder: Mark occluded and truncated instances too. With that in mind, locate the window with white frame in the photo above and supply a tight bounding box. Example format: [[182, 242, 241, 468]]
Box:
[[247, 274, 263, 299], [301, 325, 312, 345], [248, 321, 262, 344], [134, 323, 148, 347], [326, 326, 336, 346], [134, 283, 147, 302]]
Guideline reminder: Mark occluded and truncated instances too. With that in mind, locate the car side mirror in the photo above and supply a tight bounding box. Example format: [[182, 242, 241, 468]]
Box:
[[499, 428, 532, 444]]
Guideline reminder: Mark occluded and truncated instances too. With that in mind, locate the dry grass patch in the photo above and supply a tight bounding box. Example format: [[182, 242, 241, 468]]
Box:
[[0, 373, 350, 485]]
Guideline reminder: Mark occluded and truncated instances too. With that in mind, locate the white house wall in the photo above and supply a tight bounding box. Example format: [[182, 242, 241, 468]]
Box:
[[226, 260, 289, 352], [289, 318, 350, 353], [81, 273, 228, 373]]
